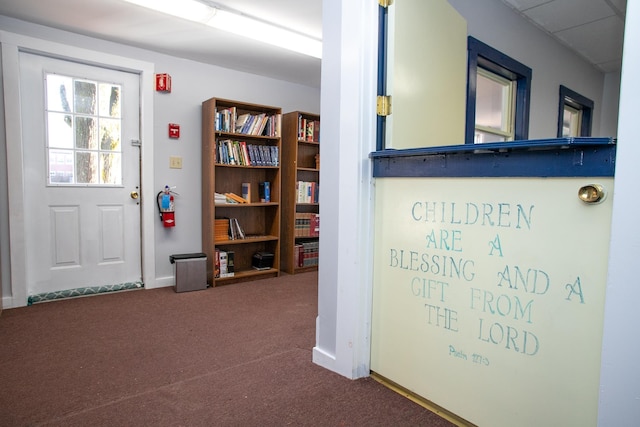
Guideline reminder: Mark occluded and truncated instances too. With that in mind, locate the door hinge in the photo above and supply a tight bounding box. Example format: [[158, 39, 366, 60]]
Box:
[[377, 95, 392, 116], [379, 0, 393, 7], [131, 139, 141, 147]]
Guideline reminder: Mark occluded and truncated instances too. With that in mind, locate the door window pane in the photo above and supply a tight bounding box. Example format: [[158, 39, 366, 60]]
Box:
[[49, 149, 74, 183], [99, 83, 121, 118], [45, 73, 123, 186], [75, 116, 98, 149], [75, 151, 99, 184], [46, 74, 73, 112], [100, 118, 121, 151], [101, 153, 122, 185], [74, 80, 97, 115], [47, 112, 74, 148]]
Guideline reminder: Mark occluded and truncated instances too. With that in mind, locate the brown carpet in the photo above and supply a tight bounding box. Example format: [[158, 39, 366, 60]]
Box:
[[0, 272, 454, 426]]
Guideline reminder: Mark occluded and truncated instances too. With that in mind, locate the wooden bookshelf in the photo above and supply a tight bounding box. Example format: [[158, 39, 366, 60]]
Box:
[[201, 97, 281, 285], [280, 111, 320, 274]]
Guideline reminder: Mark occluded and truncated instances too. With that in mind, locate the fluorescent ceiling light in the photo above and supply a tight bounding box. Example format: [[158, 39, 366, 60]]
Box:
[[206, 9, 322, 59], [124, 0, 215, 23], [123, 0, 322, 59]]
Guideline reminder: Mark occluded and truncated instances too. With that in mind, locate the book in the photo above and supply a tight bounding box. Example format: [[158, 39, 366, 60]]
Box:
[[248, 144, 259, 166], [240, 141, 250, 166], [241, 182, 251, 203], [306, 120, 314, 141], [294, 244, 303, 268], [219, 250, 227, 275], [297, 244, 304, 268], [250, 113, 266, 135], [259, 181, 271, 203], [298, 116, 305, 140], [240, 114, 254, 134], [224, 192, 248, 204], [231, 218, 246, 239], [310, 214, 320, 237], [214, 192, 228, 204], [214, 248, 220, 278], [214, 218, 230, 241], [235, 113, 250, 133], [225, 140, 236, 164], [225, 251, 235, 276]]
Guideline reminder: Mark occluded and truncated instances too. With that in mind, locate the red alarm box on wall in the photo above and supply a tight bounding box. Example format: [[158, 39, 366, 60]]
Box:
[[155, 73, 172, 92], [169, 123, 180, 138]]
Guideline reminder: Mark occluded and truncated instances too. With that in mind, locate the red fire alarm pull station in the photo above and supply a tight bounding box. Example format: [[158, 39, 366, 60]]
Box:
[[155, 73, 172, 92], [169, 123, 180, 139]]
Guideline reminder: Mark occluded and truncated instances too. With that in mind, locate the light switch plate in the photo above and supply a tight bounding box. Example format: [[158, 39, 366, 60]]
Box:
[[169, 156, 183, 169]]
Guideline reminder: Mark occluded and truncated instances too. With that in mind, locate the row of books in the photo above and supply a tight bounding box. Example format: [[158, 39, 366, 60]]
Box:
[[214, 192, 248, 204], [216, 139, 279, 167], [214, 249, 235, 278], [214, 182, 271, 205], [296, 181, 319, 204], [215, 107, 281, 137], [298, 116, 320, 142], [214, 217, 246, 241], [294, 241, 319, 268], [295, 213, 320, 237]]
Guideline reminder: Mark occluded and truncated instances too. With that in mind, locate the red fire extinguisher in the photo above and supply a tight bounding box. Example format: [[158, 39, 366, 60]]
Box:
[[157, 185, 177, 228]]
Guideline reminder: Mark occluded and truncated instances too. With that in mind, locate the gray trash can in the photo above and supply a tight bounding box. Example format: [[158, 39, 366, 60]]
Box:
[[169, 253, 208, 293]]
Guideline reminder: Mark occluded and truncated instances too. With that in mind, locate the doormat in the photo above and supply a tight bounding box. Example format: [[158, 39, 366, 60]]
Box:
[[27, 281, 144, 305]]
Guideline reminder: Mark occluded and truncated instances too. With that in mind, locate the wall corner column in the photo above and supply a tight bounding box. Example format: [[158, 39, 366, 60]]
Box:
[[313, 0, 378, 379]]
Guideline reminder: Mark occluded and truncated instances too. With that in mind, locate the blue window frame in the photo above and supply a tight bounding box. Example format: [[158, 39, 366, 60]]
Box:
[[557, 85, 593, 137], [466, 36, 532, 144]]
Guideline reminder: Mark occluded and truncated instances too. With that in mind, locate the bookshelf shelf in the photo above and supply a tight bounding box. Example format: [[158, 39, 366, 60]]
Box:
[[214, 267, 280, 285], [214, 202, 279, 208], [202, 97, 282, 285], [214, 235, 279, 245], [281, 111, 320, 274]]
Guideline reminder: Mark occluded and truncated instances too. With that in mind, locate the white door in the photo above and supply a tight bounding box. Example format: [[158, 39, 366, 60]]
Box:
[[19, 52, 142, 300]]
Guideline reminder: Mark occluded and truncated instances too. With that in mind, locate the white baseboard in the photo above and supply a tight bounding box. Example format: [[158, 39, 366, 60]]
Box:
[[148, 275, 175, 289]]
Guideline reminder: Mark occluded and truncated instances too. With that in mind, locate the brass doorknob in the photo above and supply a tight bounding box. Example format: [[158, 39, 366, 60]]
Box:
[[130, 191, 139, 199], [578, 184, 604, 204]]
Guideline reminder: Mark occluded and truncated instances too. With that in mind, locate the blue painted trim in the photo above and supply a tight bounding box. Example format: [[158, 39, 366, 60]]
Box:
[[370, 137, 616, 178], [557, 85, 594, 137], [466, 37, 532, 144], [376, 4, 388, 151], [465, 40, 478, 146]]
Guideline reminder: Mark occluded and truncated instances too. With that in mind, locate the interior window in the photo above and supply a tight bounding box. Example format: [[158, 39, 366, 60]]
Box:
[[466, 36, 532, 144], [562, 104, 581, 137], [474, 68, 515, 143], [557, 85, 593, 137]]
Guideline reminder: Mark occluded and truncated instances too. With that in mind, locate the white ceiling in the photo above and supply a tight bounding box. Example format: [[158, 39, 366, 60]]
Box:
[[0, 0, 323, 87], [0, 0, 626, 89], [500, 0, 626, 73]]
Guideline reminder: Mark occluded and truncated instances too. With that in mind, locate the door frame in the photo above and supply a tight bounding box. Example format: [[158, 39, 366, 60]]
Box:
[[1, 31, 156, 308]]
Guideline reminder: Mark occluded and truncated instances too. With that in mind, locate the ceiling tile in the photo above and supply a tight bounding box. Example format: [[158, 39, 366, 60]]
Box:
[[554, 15, 624, 64], [500, 0, 550, 11], [524, 0, 615, 32]]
